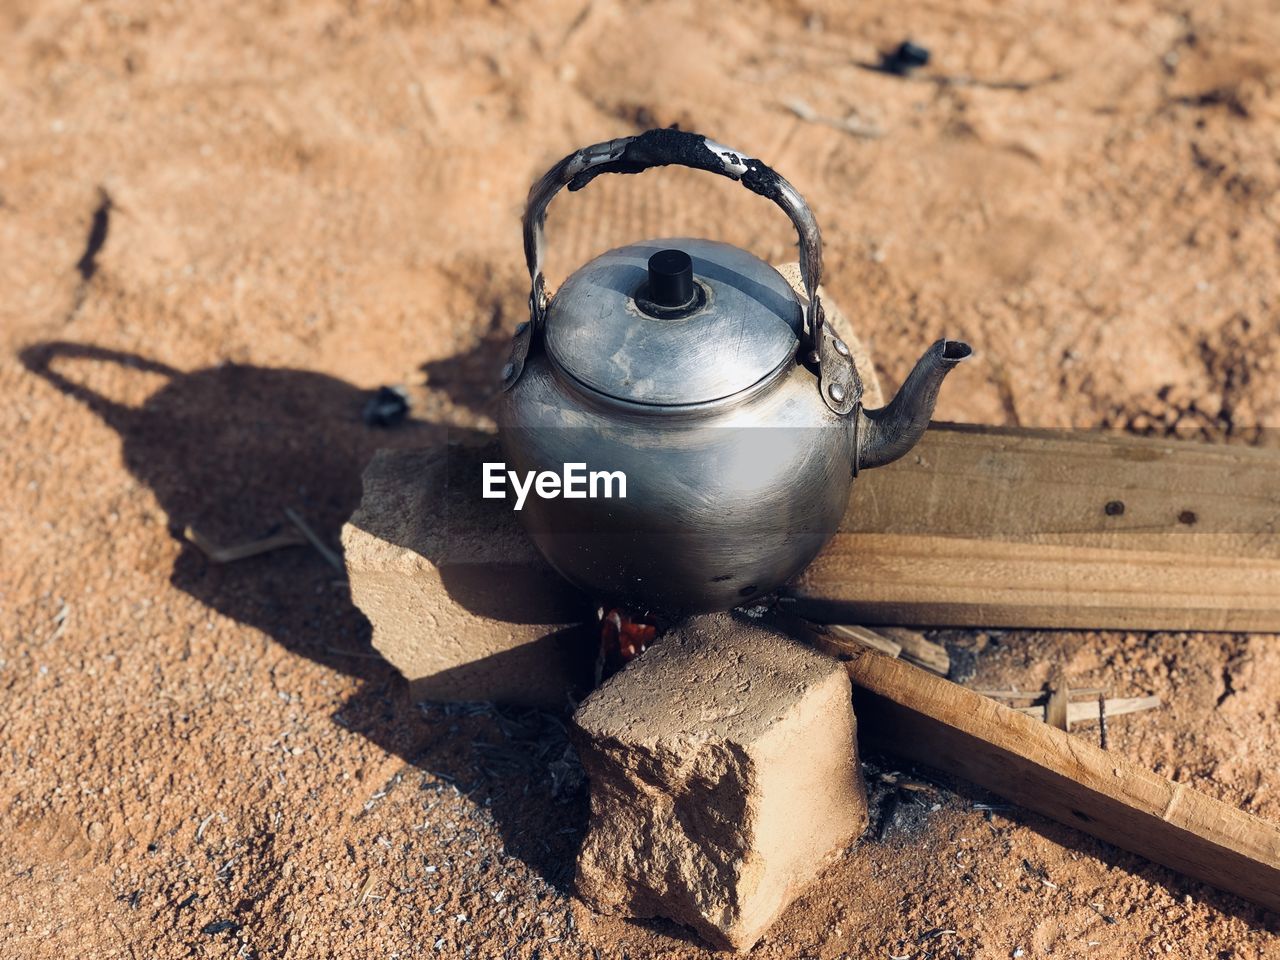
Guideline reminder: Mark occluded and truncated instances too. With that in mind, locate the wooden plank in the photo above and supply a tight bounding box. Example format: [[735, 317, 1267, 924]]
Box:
[[843, 423, 1280, 553], [846, 651, 1280, 913], [791, 423, 1280, 631], [789, 533, 1280, 631]]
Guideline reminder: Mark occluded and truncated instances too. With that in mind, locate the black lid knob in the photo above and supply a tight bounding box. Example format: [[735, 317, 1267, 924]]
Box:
[[647, 249, 695, 309]]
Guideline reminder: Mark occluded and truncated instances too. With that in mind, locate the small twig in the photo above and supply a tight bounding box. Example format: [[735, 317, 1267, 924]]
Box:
[[215, 854, 240, 878], [856, 59, 1067, 92], [874, 626, 950, 676], [918, 928, 957, 942], [185, 509, 342, 571], [781, 98, 884, 139], [925, 70, 1068, 92], [284, 508, 343, 571], [1015, 696, 1160, 725], [47, 601, 70, 642], [825, 623, 901, 658], [196, 813, 215, 843], [977, 687, 1106, 700], [1098, 693, 1108, 750], [323, 645, 384, 660], [184, 525, 307, 563], [971, 688, 1035, 700]]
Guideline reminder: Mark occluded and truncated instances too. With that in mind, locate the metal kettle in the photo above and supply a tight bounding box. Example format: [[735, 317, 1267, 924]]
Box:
[[497, 129, 971, 613]]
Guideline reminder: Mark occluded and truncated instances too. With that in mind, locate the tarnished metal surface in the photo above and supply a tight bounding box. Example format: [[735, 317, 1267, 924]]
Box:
[[544, 238, 802, 406], [498, 129, 973, 612], [497, 351, 855, 612]]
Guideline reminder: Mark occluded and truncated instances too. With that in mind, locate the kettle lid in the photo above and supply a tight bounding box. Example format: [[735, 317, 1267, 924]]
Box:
[[543, 237, 803, 406]]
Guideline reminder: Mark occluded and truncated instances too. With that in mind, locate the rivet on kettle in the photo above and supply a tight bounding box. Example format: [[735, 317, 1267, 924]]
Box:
[[834, 338, 850, 357], [828, 382, 846, 402], [501, 362, 515, 381]]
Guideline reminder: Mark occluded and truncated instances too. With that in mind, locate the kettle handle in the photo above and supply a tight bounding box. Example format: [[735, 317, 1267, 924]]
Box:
[[506, 129, 860, 415]]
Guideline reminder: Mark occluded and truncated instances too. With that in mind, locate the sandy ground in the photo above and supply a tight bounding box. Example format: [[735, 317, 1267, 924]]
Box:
[[3, 0, 1280, 957]]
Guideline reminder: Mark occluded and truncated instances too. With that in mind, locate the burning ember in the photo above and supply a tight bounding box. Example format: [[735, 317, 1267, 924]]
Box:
[[595, 605, 659, 682]]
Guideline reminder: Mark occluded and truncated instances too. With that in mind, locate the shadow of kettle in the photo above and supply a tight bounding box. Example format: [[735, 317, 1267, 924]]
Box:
[[19, 339, 594, 892]]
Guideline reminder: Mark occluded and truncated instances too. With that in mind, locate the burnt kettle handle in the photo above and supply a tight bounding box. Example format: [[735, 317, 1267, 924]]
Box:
[[510, 129, 857, 414]]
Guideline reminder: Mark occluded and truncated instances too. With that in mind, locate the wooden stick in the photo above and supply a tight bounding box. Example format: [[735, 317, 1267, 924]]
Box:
[[790, 423, 1280, 631], [969, 689, 1040, 700], [184, 525, 307, 563], [1098, 693, 1109, 750], [875, 626, 950, 676], [823, 623, 901, 658], [824, 624, 957, 675], [788, 619, 1153, 725], [184, 510, 344, 571], [1015, 695, 1160, 725], [1046, 668, 1069, 731], [977, 688, 1107, 701], [285, 507, 344, 571], [791, 620, 950, 677], [846, 650, 1280, 912]]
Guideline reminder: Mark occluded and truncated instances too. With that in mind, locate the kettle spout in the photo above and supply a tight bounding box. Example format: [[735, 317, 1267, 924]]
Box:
[[856, 339, 972, 471]]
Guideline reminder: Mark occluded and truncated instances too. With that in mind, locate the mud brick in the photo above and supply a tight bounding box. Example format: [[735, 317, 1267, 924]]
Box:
[[572, 612, 868, 952], [342, 441, 593, 708]]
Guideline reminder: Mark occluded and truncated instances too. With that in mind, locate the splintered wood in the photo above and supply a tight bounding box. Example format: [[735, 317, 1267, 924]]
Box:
[[845, 651, 1280, 914], [1014, 695, 1160, 725], [791, 424, 1280, 631], [1045, 667, 1069, 731], [789, 621, 950, 676]]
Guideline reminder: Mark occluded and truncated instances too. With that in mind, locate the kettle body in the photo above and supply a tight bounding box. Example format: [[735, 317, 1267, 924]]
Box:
[[496, 267, 854, 611], [497, 130, 970, 613]]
